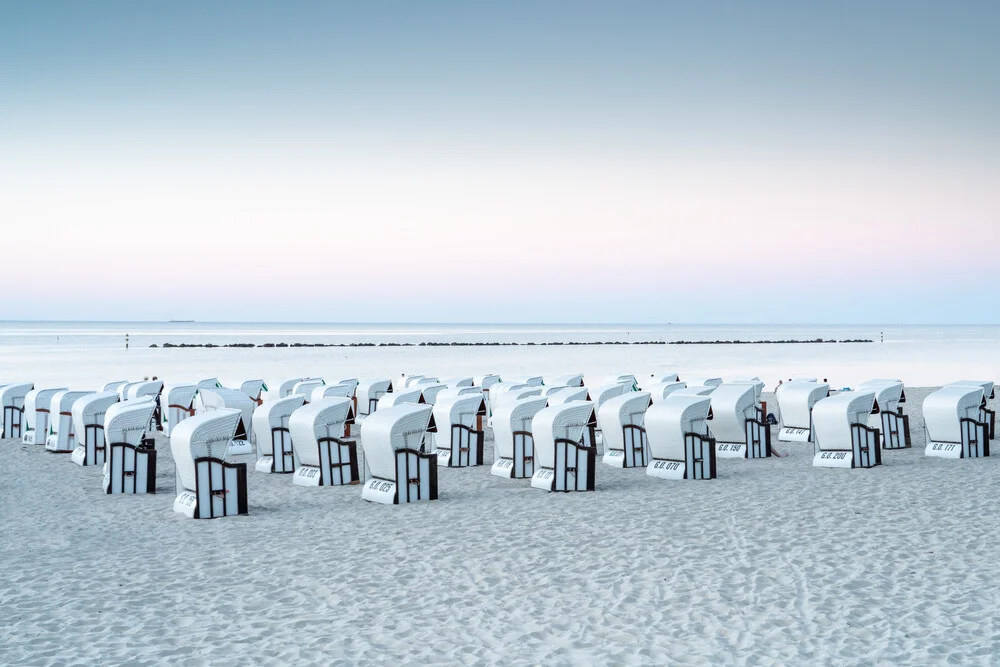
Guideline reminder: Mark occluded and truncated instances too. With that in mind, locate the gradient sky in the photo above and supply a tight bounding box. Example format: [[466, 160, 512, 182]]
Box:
[[2, 1, 998, 323]]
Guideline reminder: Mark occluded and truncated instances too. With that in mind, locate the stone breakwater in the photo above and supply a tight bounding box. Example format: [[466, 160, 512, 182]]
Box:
[[149, 338, 873, 349]]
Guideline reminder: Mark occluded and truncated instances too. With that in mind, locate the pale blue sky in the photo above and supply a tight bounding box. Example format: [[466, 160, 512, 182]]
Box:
[[2, 1, 998, 323]]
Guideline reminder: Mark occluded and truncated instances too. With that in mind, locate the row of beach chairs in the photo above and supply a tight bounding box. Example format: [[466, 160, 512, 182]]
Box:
[[0, 373, 994, 519]]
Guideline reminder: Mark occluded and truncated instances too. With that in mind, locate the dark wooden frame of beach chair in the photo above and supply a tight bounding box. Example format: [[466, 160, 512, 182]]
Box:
[[269, 425, 295, 473], [190, 457, 249, 518], [552, 437, 596, 491], [442, 423, 485, 467], [106, 440, 157, 494], [617, 423, 648, 468], [80, 423, 106, 466], [980, 408, 995, 440], [684, 432, 717, 479], [849, 422, 882, 468], [959, 417, 990, 458], [508, 430, 535, 478], [314, 435, 360, 485], [745, 407, 772, 458], [392, 447, 438, 503], [880, 408, 911, 449], [3, 405, 23, 439]]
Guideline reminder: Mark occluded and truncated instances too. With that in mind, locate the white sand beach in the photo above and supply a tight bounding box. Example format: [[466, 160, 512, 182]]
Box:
[[2, 387, 999, 665]]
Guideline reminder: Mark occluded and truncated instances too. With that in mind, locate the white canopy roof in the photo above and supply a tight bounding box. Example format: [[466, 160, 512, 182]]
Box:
[[104, 400, 157, 446], [197, 378, 222, 389], [163, 384, 199, 410], [102, 380, 128, 392], [239, 379, 267, 399], [475, 374, 502, 390], [125, 380, 163, 402], [591, 383, 629, 411], [442, 377, 474, 388], [947, 380, 995, 401], [310, 384, 355, 403], [856, 379, 904, 412], [647, 381, 687, 402], [418, 383, 447, 405], [1, 383, 33, 408], [278, 378, 306, 397], [686, 377, 723, 388], [292, 379, 326, 398], [432, 394, 486, 430], [544, 387, 589, 405], [551, 373, 584, 388], [195, 388, 255, 438], [378, 388, 424, 409]]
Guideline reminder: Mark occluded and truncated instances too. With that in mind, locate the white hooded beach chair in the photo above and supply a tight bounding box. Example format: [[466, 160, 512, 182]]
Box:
[[124, 380, 164, 429], [552, 373, 585, 388], [491, 396, 549, 479], [645, 394, 716, 480], [405, 375, 437, 388], [687, 377, 722, 388], [856, 379, 910, 449], [290, 398, 358, 487], [443, 377, 474, 388], [171, 410, 248, 518], [194, 388, 256, 455], [530, 402, 598, 492], [946, 381, 995, 440], [600, 392, 652, 468], [433, 394, 487, 467], [309, 383, 355, 403], [378, 388, 425, 410], [357, 379, 393, 417], [103, 380, 128, 392], [239, 380, 267, 405], [647, 381, 687, 402], [162, 384, 199, 437], [644, 373, 680, 389], [252, 395, 306, 473], [812, 391, 881, 468], [1, 382, 33, 439], [293, 379, 326, 402], [197, 378, 222, 390], [616, 375, 639, 390], [775, 380, 830, 442], [923, 385, 990, 459], [44, 390, 94, 452], [21, 387, 66, 445], [545, 386, 590, 405], [493, 385, 544, 409], [70, 391, 119, 466], [278, 378, 306, 398], [360, 403, 438, 504], [476, 374, 502, 391], [673, 385, 715, 397], [125, 380, 163, 402], [591, 383, 629, 411], [709, 383, 771, 459], [102, 400, 158, 494], [417, 383, 447, 405]]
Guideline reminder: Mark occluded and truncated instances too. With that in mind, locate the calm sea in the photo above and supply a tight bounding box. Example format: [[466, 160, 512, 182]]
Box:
[[1, 321, 998, 390]]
